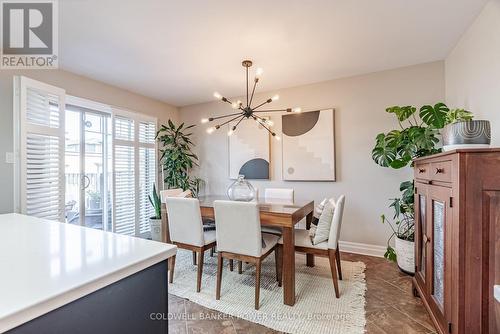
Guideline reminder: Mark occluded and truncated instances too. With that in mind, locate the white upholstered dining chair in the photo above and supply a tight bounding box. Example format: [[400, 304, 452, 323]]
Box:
[[279, 195, 345, 298], [214, 200, 282, 310], [261, 188, 295, 236], [165, 197, 216, 292]]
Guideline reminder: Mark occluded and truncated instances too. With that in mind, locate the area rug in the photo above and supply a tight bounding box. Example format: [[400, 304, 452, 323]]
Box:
[[168, 249, 366, 334]]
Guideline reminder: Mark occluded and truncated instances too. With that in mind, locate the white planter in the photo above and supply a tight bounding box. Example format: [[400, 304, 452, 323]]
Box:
[[396, 237, 415, 274], [149, 218, 162, 242]]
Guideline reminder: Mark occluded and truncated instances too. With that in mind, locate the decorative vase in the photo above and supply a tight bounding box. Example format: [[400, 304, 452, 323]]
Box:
[[396, 237, 415, 275], [149, 218, 162, 242], [227, 175, 256, 202], [442, 120, 491, 151]]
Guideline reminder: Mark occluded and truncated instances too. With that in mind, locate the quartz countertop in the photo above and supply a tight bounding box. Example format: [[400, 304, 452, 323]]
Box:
[[0, 213, 176, 333]]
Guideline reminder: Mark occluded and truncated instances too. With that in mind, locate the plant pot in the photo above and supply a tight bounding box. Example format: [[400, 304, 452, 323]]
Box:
[[149, 218, 162, 242], [442, 120, 491, 151], [396, 237, 415, 275]]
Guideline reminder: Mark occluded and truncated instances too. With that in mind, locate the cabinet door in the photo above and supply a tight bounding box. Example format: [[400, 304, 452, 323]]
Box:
[[415, 183, 429, 293], [428, 184, 453, 333]]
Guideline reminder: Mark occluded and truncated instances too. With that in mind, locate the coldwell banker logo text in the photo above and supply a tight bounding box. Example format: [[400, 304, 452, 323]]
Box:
[[1, 0, 58, 69]]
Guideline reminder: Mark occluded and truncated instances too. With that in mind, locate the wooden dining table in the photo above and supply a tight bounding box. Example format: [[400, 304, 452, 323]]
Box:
[[161, 195, 314, 306]]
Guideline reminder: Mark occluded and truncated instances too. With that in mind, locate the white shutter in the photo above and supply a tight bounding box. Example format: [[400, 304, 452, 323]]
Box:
[[112, 112, 156, 237], [138, 121, 156, 234], [16, 77, 65, 221]]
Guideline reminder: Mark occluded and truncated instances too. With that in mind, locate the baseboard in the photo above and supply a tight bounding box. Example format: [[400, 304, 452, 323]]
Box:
[[338, 241, 386, 258]]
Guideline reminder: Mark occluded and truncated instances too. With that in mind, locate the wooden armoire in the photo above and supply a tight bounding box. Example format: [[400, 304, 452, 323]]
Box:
[[412, 149, 500, 334]]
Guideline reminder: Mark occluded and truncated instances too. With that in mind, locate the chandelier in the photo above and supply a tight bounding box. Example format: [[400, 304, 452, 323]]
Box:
[[202, 60, 303, 140]]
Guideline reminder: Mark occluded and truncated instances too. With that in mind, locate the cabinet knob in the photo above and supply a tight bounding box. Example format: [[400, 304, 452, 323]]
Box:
[[435, 168, 444, 174], [418, 168, 426, 173], [423, 235, 431, 244]]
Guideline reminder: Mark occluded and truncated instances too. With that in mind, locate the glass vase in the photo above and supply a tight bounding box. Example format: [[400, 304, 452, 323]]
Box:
[[227, 175, 256, 202]]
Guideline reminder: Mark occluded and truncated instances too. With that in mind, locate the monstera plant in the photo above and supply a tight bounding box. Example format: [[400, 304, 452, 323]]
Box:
[[372, 103, 472, 270]]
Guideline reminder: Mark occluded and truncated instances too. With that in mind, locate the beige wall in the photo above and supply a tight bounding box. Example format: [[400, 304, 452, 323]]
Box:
[[446, 0, 500, 146], [179, 61, 445, 248], [0, 69, 179, 213]]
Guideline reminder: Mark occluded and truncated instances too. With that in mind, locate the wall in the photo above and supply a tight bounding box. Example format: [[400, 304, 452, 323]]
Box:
[[179, 61, 445, 249], [446, 0, 500, 146], [0, 69, 179, 213]]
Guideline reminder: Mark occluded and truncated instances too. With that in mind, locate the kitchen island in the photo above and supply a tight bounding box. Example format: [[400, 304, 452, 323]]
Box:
[[0, 214, 176, 334]]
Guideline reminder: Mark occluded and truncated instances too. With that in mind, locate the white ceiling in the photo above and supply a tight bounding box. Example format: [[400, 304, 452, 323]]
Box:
[[59, 0, 487, 107]]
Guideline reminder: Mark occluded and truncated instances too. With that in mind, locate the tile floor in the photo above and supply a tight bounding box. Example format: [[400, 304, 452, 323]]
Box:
[[168, 252, 437, 334]]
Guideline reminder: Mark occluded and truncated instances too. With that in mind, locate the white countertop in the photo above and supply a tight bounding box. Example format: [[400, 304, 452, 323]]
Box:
[[0, 213, 177, 333]]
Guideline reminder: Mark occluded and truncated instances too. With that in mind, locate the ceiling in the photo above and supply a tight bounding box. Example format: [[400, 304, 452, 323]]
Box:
[[59, 0, 488, 107]]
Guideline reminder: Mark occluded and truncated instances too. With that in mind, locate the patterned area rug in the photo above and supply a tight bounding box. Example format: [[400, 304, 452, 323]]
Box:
[[168, 249, 366, 334]]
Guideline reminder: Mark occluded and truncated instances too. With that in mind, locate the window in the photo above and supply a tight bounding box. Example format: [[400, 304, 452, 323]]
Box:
[[112, 111, 157, 237], [15, 76, 158, 238]]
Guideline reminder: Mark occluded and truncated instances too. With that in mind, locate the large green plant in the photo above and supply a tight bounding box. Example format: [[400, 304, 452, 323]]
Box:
[[148, 183, 161, 219], [372, 103, 472, 261], [156, 120, 203, 196]]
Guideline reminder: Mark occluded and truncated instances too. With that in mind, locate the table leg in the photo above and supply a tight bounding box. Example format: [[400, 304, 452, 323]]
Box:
[[305, 212, 315, 267], [282, 226, 296, 306]]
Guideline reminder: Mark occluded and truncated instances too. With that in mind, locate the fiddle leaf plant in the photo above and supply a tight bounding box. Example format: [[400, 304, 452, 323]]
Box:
[[372, 102, 473, 262], [156, 120, 203, 196]]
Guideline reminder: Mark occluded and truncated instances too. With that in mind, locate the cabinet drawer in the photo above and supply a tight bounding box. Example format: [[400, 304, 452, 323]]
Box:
[[415, 163, 430, 180], [431, 161, 452, 183]]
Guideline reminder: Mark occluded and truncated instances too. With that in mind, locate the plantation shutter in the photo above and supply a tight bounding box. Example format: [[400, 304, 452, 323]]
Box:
[[16, 77, 66, 221], [112, 110, 156, 237], [138, 121, 156, 235]]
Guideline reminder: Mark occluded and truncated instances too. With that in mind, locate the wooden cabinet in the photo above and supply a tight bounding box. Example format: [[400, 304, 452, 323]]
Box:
[[413, 149, 500, 334]]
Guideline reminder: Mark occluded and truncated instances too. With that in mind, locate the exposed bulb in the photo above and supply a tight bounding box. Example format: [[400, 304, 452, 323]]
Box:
[[256, 68, 264, 78], [201, 118, 209, 124], [271, 94, 280, 101], [206, 127, 215, 134], [213, 92, 222, 100], [292, 107, 302, 113], [275, 135, 281, 141], [231, 101, 240, 109], [266, 120, 274, 127], [227, 129, 234, 136]]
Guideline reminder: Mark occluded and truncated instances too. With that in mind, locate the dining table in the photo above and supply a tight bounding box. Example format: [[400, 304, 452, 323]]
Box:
[[161, 195, 315, 306]]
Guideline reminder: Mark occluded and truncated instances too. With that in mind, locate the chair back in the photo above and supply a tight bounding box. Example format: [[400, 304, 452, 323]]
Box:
[[160, 188, 183, 203], [264, 188, 294, 203], [214, 200, 262, 257], [327, 195, 345, 250], [165, 197, 205, 246]]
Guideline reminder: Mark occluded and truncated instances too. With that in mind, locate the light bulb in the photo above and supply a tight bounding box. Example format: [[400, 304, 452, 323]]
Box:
[[266, 120, 274, 127], [275, 135, 281, 141], [237, 100, 242, 106], [213, 92, 222, 100], [206, 127, 215, 134], [227, 129, 234, 136], [256, 68, 263, 78], [271, 94, 280, 101], [201, 118, 209, 124], [292, 107, 302, 113], [231, 102, 239, 109]]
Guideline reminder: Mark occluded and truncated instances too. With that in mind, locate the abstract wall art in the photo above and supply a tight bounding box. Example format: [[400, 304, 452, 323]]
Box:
[[282, 109, 335, 181], [228, 117, 270, 180]]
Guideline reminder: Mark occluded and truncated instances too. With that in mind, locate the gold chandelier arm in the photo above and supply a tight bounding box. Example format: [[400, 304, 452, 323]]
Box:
[[231, 115, 246, 130], [209, 112, 244, 122], [253, 108, 291, 113], [249, 79, 258, 108], [216, 113, 245, 128], [252, 115, 276, 136]]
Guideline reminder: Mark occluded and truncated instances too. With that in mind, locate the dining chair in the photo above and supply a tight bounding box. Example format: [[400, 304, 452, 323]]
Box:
[[214, 200, 282, 310], [160, 188, 184, 203], [279, 195, 345, 298], [261, 188, 295, 236], [165, 197, 217, 292]]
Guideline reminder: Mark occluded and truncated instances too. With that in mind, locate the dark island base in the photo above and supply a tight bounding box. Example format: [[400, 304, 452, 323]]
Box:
[[8, 261, 168, 334]]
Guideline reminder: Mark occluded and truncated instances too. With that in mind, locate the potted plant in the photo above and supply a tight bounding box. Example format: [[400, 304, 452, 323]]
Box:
[[441, 109, 490, 151], [156, 120, 204, 197], [372, 103, 474, 273], [148, 183, 162, 242]]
